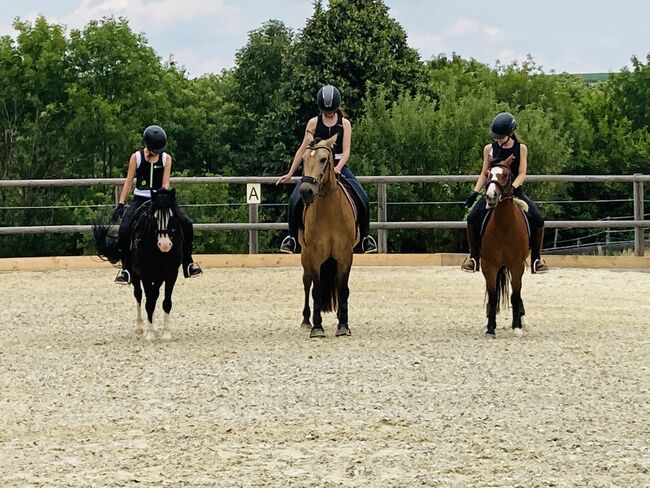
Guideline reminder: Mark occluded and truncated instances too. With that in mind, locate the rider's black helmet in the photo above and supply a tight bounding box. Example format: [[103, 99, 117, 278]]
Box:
[[316, 85, 341, 113], [143, 125, 168, 154], [489, 112, 517, 139]]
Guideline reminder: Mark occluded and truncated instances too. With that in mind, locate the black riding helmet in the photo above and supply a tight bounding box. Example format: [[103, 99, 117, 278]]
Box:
[[489, 112, 517, 139], [143, 125, 168, 154], [317, 85, 341, 113]]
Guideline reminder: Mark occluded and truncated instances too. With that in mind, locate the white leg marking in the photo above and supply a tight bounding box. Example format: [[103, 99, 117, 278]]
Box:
[[161, 312, 172, 342], [513, 328, 524, 338], [135, 302, 144, 335]]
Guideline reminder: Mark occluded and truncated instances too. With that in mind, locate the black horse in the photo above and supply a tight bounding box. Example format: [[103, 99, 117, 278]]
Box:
[[93, 188, 183, 342]]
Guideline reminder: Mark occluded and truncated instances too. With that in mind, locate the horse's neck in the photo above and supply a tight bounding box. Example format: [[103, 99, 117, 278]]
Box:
[[492, 199, 519, 226]]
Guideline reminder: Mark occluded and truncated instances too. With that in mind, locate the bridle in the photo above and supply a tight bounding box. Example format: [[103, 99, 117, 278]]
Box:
[[300, 142, 336, 196], [484, 163, 514, 202]]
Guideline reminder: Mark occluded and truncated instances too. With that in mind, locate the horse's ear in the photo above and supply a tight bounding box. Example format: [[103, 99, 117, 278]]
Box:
[[503, 154, 515, 166], [323, 133, 339, 148]]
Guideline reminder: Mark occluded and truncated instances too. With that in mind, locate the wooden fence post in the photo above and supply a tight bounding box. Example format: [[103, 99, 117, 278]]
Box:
[[377, 182, 388, 253], [249, 203, 259, 254], [633, 174, 645, 256]]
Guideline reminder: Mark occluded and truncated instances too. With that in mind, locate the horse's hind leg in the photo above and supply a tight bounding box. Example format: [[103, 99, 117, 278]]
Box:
[[301, 272, 312, 329], [160, 275, 178, 342], [510, 263, 525, 334], [132, 277, 144, 335], [336, 267, 351, 337]]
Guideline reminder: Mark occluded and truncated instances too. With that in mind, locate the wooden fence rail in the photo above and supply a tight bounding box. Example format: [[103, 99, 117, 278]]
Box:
[[1, 174, 648, 255]]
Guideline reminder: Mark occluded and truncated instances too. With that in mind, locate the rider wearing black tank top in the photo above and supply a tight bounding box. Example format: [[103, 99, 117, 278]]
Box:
[[462, 112, 549, 274], [276, 85, 378, 254]]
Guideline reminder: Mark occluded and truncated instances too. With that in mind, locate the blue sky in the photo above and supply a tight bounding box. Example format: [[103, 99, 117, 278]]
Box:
[[1, 0, 649, 77]]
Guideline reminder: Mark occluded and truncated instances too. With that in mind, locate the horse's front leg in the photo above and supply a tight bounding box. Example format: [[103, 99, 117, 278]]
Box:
[[132, 276, 144, 335], [335, 267, 351, 337], [301, 271, 312, 329], [160, 273, 178, 342], [310, 275, 325, 338], [142, 280, 161, 342], [483, 267, 498, 337]]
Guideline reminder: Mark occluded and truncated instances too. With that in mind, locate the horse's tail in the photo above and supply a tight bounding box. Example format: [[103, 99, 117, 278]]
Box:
[[92, 224, 121, 264], [494, 265, 510, 314], [319, 257, 338, 313]]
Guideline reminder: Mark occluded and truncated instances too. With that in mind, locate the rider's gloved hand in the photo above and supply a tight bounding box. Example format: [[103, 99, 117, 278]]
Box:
[[111, 203, 125, 223], [513, 186, 524, 198], [465, 191, 479, 208]]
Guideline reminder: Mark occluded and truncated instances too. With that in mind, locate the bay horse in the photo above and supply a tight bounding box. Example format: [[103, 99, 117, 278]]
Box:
[[93, 188, 183, 342], [298, 133, 357, 338], [481, 155, 530, 337]]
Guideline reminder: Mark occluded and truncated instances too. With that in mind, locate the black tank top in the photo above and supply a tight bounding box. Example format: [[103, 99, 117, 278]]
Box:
[[314, 112, 344, 159], [134, 150, 164, 196], [491, 140, 521, 178]]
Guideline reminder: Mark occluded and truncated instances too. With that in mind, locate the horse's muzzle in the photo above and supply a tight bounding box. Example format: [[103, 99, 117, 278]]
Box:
[[485, 195, 499, 209], [300, 183, 317, 204], [157, 235, 173, 253]]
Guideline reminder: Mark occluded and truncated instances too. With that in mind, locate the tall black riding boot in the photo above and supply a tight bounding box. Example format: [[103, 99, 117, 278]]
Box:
[[281, 189, 303, 253], [461, 224, 481, 272], [530, 226, 549, 274]]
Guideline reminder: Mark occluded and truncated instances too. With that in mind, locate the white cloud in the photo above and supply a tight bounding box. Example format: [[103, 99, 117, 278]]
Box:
[[445, 18, 479, 37], [57, 0, 243, 32], [483, 26, 504, 42], [496, 49, 530, 65], [171, 48, 234, 77], [407, 33, 445, 59]]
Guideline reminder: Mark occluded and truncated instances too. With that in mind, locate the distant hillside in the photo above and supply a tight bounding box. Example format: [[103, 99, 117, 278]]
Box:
[[575, 73, 612, 83]]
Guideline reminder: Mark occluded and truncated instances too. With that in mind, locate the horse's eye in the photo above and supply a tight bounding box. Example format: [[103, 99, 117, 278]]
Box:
[[320, 157, 327, 164]]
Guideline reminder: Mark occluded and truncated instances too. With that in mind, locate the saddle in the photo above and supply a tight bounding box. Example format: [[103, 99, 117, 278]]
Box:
[[127, 201, 151, 250]]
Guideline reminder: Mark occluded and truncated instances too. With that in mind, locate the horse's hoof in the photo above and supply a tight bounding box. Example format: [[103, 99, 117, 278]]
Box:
[[336, 326, 351, 337], [161, 331, 172, 342], [513, 328, 524, 338], [143, 331, 155, 343], [521, 316, 529, 328], [135, 327, 144, 335], [485, 331, 496, 338], [309, 327, 326, 338], [301, 320, 312, 330]]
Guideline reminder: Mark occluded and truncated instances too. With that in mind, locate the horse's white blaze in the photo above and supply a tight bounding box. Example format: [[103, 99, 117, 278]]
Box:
[[155, 208, 173, 252], [486, 167, 503, 199]]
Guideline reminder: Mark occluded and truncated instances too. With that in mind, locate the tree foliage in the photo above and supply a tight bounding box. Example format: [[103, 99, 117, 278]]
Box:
[[1, 2, 649, 257]]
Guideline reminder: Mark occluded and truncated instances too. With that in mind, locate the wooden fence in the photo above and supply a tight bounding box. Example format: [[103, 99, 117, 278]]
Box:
[[1, 174, 648, 256]]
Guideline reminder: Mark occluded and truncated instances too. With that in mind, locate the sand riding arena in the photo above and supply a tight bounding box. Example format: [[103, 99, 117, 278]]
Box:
[[1, 254, 649, 487]]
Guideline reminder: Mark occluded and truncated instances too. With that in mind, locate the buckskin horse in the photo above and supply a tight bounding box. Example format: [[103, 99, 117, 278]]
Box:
[[481, 155, 530, 337], [93, 188, 183, 342], [298, 133, 357, 338]]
